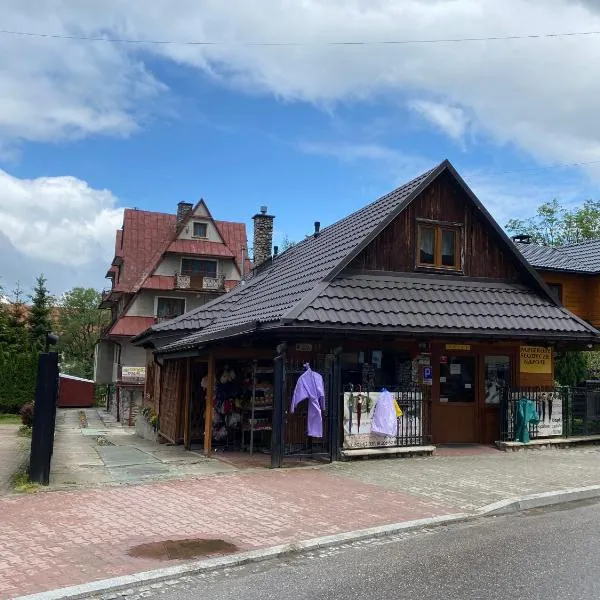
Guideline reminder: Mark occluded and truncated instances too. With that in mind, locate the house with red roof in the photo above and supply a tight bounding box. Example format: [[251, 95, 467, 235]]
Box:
[[95, 200, 253, 424]]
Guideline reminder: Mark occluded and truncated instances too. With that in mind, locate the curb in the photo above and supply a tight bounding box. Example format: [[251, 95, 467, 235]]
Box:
[[13, 485, 600, 600]]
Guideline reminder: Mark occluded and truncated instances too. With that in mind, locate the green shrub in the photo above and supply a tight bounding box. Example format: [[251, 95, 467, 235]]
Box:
[[0, 351, 38, 414]]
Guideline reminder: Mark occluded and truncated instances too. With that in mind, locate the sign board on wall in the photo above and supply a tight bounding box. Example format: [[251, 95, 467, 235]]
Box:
[[121, 366, 146, 383], [520, 346, 552, 374]]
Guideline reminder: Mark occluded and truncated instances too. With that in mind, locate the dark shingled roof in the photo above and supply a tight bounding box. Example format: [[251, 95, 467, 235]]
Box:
[[135, 160, 600, 352], [293, 273, 594, 337], [515, 240, 600, 274]]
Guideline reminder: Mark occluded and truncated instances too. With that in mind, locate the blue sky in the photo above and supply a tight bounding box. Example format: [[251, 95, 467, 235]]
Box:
[[3, 1, 600, 295]]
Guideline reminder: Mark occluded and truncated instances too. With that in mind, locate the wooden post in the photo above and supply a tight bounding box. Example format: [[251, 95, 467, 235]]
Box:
[[204, 353, 215, 455], [183, 358, 192, 451]]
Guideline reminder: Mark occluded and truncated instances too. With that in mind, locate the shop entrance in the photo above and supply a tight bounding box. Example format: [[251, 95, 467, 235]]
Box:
[[434, 354, 478, 443]]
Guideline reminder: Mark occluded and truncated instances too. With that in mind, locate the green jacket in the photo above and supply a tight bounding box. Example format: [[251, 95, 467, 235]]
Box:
[[514, 397, 539, 443]]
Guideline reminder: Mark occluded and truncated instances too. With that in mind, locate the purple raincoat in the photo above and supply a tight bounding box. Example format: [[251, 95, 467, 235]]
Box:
[[371, 391, 397, 436], [290, 366, 326, 438]]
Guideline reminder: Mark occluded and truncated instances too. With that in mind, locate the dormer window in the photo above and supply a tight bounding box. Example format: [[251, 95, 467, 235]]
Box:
[[417, 221, 462, 271], [193, 222, 208, 238]]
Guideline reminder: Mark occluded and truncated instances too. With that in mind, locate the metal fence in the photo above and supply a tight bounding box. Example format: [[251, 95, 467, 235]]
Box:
[[342, 385, 432, 450], [500, 384, 600, 442]]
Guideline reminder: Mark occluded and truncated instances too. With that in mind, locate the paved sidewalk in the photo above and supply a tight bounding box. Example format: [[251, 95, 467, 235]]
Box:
[[4, 447, 600, 598], [0, 425, 27, 496], [50, 409, 234, 489]]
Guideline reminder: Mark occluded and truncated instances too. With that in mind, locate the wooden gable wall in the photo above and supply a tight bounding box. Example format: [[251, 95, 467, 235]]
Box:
[[350, 171, 523, 281]]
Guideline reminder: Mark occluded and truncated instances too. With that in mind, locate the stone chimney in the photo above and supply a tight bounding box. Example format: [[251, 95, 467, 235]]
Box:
[[177, 201, 193, 226], [252, 206, 275, 268]]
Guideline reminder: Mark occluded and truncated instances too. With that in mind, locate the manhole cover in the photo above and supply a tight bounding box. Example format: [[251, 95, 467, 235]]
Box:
[[128, 538, 238, 560]]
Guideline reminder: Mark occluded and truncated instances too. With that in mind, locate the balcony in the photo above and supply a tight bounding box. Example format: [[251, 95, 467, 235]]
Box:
[[174, 272, 226, 292]]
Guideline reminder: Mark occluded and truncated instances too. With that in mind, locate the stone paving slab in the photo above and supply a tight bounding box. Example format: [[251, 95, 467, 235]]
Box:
[[49, 409, 235, 490], [331, 447, 600, 511], [97, 447, 161, 468]]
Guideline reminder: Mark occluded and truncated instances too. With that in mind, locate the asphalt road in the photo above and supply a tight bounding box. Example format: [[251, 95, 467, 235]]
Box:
[[91, 500, 600, 600]]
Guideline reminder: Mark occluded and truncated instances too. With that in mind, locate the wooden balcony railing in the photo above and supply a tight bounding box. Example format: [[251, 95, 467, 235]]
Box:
[[174, 272, 225, 292]]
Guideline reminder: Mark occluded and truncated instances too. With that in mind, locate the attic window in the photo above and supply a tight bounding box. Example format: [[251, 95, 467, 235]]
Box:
[[417, 222, 461, 271], [193, 222, 208, 238]]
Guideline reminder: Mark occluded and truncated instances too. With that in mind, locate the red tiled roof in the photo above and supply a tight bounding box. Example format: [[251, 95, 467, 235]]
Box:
[[105, 205, 250, 295], [119, 209, 175, 290], [108, 316, 156, 337], [167, 239, 235, 257], [216, 220, 252, 275], [115, 230, 123, 258]]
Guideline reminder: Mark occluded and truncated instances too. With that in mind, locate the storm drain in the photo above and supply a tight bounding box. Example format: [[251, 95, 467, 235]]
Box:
[[128, 538, 238, 560]]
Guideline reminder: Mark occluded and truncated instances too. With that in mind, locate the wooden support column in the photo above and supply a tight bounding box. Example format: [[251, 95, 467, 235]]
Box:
[[203, 353, 215, 455], [183, 358, 192, 451]]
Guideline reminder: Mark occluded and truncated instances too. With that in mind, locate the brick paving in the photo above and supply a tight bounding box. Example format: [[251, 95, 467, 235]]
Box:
[[3, 447, 600, 598], [0, 425, 27, 496]]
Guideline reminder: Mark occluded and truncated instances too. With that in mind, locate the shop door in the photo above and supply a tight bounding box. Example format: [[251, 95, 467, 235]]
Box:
[[480, 355, 511, 444], [434, 355, 478, 443]]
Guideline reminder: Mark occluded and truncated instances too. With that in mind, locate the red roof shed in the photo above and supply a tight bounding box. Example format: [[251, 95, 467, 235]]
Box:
[[58, 374, 95, 408]]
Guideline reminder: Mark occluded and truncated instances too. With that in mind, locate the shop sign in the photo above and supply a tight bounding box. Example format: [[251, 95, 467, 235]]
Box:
[[121, 366, 146, 383], [446, 344, 471, 351], [295, 343, 313, 352], [520, 346, 552, 374], [440, 355, 448, 364]]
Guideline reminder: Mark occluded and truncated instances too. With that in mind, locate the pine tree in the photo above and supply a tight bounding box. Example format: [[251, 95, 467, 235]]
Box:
[[28, 274, 53, 351], [4, 283, 29, 352]]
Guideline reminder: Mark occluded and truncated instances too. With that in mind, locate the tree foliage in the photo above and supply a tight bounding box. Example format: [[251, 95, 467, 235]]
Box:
[[28, 274, 53, 350], [555, 352, 588, 387], [506, 198, 600, 247], [57, 287, 110, 379]]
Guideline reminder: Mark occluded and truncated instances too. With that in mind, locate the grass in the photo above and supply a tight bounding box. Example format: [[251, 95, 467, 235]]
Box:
[[10, 461, 40, 494], [0, 414, 21, 425], [18, 425, 32, 438]]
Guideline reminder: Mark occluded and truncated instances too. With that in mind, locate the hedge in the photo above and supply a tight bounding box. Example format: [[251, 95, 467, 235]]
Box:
[[0, 351, 38, 413]]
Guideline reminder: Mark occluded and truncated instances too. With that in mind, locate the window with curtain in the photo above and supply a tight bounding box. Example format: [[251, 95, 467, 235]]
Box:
[[417, 222, 461, 270], [156, 297, 186, 319]]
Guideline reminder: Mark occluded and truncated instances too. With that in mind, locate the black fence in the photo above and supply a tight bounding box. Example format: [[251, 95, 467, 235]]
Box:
[[342, 385, 432, 450], [500, 384, 600, 442]]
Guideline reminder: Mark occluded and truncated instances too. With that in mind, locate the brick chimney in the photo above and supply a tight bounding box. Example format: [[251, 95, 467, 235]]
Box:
[[252, 206, 275, 268], [177, 201, 193, 226]]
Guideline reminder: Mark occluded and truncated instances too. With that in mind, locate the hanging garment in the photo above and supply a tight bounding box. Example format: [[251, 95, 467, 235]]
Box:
[[291, 366, 326, 438], [371, 390, 398, 436], [514, 397, 539, 443]]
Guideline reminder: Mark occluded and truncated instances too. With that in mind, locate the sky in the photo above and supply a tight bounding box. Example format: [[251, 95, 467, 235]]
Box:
[[3, 0, 600, 296]]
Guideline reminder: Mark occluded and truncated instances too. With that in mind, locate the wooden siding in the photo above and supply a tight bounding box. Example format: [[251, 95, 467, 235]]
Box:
[[350, 171, 522, 281], [158, 360, 184, 444], [538, 271, 600, 328]]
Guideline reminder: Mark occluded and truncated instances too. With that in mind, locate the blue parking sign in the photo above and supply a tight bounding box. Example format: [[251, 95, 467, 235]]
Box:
[[423, 366, 432, 384]]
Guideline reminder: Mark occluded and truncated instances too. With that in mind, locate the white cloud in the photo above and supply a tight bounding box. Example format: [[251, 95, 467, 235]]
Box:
[[0, 1, 164, 147], [409, 100, 469, 142], [0, 169, 122, 292], [5, 1, 600, 172]]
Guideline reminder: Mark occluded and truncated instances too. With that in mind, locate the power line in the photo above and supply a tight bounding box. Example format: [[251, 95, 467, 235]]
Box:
[[2, 28, 600, 47]]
